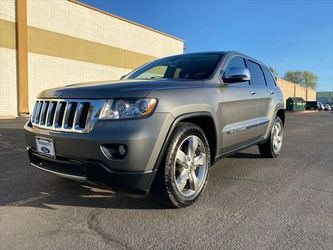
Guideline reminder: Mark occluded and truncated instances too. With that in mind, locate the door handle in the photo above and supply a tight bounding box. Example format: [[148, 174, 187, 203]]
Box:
[[269, 91, 274, 94], [249, 90, 256, 95]]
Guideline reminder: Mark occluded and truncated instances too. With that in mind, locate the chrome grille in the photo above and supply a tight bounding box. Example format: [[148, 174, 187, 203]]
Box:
[[31, 99, 105, 133]]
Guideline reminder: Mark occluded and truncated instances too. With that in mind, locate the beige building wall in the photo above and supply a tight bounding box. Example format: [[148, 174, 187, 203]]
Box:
[[0, 0, 184, 117], [26, 0, 184, 114], [27, 54, 131, 113], [27, 0, 183, 59], [1, 0, 317, 116], [0, 0, 18, 117], [276, 78, 316, 105], [307, 88, 316, 101]]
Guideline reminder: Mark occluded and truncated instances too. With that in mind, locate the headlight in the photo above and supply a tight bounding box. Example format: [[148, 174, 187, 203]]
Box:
[[99, 98, 157, 120]]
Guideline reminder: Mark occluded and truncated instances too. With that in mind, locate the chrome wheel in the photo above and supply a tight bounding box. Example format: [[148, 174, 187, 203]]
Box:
[[174, 135, 208, 197], [272, 120, 283, 154]]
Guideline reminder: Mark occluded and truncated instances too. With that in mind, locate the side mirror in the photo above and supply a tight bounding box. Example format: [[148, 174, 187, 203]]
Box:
[[222, 67, 251, 83], [120, 75, 127, 80]]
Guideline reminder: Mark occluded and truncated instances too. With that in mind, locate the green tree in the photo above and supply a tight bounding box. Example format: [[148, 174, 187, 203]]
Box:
[[269, 66, 278, 78], [283, 70, 317, 89], [303, 71, 317, 89], [283, 70, 303, 85], [283, 70, 318, 101]]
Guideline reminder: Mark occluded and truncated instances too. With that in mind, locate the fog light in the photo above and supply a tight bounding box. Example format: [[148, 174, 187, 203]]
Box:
[[100, 144, 127, 160], [118, 145, 126, 156]]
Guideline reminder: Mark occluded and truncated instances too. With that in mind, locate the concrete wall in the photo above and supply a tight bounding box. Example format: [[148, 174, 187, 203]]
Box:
[[0, 0, 184, 117], [276, 78, 316, 106], [0, 0, 18, 117], [26, 0, 183, 114]]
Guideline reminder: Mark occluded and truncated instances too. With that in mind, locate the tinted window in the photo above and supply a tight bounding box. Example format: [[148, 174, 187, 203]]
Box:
[[127, 54, 222, 80], [262, 67, 276, 86], [134, 66, 167, 79], [247, 60, 266, 86], [224, 56, 246, 71], [223, 56, 249, 85]]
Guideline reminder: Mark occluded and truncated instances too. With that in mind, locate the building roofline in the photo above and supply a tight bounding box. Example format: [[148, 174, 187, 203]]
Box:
[[68, 0, 184, 42]]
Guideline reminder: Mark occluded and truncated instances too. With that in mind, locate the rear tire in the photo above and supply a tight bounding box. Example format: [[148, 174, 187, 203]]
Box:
[[151, 122, 210, 208], [258, 116, 284, 158]]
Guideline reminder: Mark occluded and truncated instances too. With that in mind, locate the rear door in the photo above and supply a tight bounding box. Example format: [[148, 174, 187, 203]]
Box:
[[246, 60, 272, 137], [220, 56, 260, 152]]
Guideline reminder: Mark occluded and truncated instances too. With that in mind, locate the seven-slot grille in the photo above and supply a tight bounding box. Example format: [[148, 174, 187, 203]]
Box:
[[31, 99, 104, 133]]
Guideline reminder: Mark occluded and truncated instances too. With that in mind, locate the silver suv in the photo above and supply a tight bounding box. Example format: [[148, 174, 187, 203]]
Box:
[[25, 51, 285, 207]]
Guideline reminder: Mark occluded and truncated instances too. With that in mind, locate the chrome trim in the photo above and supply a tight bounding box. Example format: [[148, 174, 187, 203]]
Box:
[[34, 101, 43, 123], [73, 103, 83, 129], [46, 101, 55, 126], [39, 101, 48, 125], [227, 127, 247, 134], [224, 118, 269, 134], [31, 101, 38, 123], [223, 67, 251, 83], [62, 102, 72, 129], [31, 162, 87, 181], [246, 120, 269, 130], [54, 101, 64, 128], [44, 101, 52, 125], [31, 99, 106, 133]]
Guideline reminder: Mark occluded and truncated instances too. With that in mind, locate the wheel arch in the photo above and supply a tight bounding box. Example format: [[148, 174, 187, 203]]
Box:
[[262, 107, 285, 141], [153, 112, 218, 171], [276, 108, 285, 125]]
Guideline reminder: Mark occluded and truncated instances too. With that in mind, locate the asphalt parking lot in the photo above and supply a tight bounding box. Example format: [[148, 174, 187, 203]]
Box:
[[0, 111, 332, 249]]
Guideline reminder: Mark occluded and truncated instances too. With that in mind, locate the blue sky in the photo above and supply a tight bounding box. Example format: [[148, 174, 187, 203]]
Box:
[[81, 0, 333, 91]]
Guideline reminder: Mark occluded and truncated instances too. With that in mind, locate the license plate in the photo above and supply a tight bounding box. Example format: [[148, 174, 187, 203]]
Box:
[[35, 137, 55, 158]]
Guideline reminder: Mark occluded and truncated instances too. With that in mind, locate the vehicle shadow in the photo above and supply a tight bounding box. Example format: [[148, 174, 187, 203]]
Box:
[[227, 152, 262, 159], [1, 120, 260, 211], [0, 124, 168, 210], [5, 179, 169, 210]]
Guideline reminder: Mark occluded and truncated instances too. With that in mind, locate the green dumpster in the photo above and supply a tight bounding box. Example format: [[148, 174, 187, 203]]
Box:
[[286, 97, 306, 111]]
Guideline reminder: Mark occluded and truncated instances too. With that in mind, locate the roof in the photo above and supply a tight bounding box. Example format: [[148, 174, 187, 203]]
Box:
[[68, 0, 184, 42], [179, 51, 269, 67]]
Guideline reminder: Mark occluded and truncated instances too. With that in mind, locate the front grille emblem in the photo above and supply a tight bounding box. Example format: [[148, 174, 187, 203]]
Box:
[[51, 90, 63, 97]]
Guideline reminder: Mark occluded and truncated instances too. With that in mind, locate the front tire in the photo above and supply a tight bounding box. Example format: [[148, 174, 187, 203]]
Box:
[[151, 122, 210, 208], [258, 116, 284, 158]]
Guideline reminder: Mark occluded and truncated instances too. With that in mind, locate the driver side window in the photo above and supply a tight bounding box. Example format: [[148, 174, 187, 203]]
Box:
[[224, 57, 249, 86]]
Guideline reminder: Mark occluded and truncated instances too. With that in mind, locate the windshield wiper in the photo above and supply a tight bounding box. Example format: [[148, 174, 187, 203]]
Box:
[[137, 76, 165, 80]]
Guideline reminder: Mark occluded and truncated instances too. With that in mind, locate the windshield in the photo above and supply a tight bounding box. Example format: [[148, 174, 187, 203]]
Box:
[[126, 54, 222, 80]]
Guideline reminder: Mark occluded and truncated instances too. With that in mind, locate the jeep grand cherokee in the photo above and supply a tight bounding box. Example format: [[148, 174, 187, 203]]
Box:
[[25, 51, 285, 207]]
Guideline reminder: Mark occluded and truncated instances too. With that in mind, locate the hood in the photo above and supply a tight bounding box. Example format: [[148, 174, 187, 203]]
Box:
[[39, 79, 203, 99]]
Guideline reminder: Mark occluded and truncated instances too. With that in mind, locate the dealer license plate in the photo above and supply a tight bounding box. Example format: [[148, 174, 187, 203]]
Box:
[[35, 137, 55, 158]]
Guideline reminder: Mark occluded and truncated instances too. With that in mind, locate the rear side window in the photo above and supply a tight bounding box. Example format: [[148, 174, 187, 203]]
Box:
[[262, 67, 276, 86], [247, 60, 266, 87]]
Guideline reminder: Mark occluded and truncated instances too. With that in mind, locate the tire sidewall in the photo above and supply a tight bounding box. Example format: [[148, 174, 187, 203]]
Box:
[[269, 116, 283, 157], [165, 124, 211, 206]]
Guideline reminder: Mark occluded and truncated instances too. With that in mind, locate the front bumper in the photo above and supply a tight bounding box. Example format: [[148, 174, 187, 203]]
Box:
[[24, 113, 174, 192], [27, 147, 155, 192]]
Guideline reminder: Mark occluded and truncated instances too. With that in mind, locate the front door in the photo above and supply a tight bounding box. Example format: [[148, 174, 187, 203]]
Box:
[[219, 56, 261, 152]]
